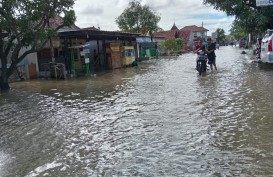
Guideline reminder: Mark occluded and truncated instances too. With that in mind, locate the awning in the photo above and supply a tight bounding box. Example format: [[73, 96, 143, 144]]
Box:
[[68, 44, 90, 49], [136, 37, 152, 43], [140, 42, 156, 48]]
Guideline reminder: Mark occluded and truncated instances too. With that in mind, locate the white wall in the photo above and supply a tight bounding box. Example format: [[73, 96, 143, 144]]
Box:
[[0, 38, 38, 71], [1, 45, 39, 79]]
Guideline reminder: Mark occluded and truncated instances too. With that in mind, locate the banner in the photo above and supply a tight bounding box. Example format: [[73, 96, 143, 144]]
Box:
[[256, 0, 273, 6]]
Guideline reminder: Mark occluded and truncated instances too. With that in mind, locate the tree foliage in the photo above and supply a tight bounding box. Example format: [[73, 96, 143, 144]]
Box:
[[0, 0, 76, 91], [229, 21, 247, 40], [215, 28, 225, 43], [160, 38, 184, 55], [116, 0, 161, 35], [203, 0, 273, 33]]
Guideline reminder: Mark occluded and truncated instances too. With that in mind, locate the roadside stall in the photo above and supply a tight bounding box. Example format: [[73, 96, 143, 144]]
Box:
[[136, 37, 158, 60], [106, 43, 122, 69], [121, 46, 136, 66], [58, 29, 141, 73]]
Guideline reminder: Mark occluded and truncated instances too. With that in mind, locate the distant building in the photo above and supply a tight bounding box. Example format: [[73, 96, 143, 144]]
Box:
[[153, 23, 209, 52], [211, 32, 218, 42]]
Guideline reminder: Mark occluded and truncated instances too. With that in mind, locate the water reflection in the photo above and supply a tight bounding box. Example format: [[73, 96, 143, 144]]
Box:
[[1, 47, 273, 176]]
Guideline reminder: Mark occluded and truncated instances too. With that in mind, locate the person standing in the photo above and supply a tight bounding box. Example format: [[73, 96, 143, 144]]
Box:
[[93, 49, 99, 69], [93, 49, 98, 62], [201, 37, 217, 72]]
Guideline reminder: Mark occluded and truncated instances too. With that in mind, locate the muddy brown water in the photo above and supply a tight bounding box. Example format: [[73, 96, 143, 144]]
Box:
[[1, 46, 273, 177]]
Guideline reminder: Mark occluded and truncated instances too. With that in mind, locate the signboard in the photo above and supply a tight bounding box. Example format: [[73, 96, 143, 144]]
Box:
[[83, 49, 90, 54], [85, 58, 90, 64], [80, 51, 85, 56], [256, 0, 273, 6]]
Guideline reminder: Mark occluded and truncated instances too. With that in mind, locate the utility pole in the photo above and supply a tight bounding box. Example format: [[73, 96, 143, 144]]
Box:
[[202, 21, 204, 39]]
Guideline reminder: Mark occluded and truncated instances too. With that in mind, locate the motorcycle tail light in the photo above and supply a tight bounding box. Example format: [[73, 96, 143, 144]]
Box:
[[268, 39, 273, 52]]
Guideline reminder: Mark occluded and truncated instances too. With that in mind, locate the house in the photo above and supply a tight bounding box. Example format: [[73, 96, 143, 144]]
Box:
[[152, 23, 181, 39], [1, 16, 80, 81], [153, 24, 209, 52], [36, 16, 80, 78], [181, 25, 209, 50]]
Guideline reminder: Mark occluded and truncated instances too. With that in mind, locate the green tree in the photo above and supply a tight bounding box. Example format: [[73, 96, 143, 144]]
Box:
[[215, 28, 226, 43], [0, 0, 76, 91], [229, 21, 246, 40], [160, 38, 184, 56], [202, 0, 273, 32], [116, 0, 161, 35]]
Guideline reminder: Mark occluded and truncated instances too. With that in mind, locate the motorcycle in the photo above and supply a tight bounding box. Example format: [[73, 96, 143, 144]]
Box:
[[196, 50, 208, 75]]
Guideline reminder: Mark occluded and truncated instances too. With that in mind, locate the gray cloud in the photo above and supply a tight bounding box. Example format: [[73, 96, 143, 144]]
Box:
[[78, 5, 104, 15], [74, 0, 234, 35]]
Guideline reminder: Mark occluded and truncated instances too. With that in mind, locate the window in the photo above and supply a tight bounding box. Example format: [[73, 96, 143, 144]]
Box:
[[193, 32, 197, 37], [125, 49, 135, 57]]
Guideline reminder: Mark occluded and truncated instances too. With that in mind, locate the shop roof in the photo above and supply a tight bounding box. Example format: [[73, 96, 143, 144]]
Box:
[[58, 29, 142, 40], [136, 37, 152, 43], [68, 44, 90, 49]]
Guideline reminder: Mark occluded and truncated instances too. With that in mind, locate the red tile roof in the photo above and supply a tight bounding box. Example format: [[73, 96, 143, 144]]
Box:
[[179, 30, 191, 44], [152, 24, 209, 49], [153, 30, 179, 39], [181, 25, 208, 32], [153, 29, 191, 44], [153, 30, 191, 41], [171, 23, 179, 30]]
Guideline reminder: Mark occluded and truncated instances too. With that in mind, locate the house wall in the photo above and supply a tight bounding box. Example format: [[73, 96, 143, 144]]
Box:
[[0, 38, 38, 69], [18, 46, 38, 66], [151, 38, 164, 56], [188, 32, 195, 50], [0, 45, 39, 80], [188, 31, 208, 50], [18, 47, 39, 79]]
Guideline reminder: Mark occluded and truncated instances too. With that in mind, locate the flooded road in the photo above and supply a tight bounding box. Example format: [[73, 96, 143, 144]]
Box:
[[1, 46, 273, 176]]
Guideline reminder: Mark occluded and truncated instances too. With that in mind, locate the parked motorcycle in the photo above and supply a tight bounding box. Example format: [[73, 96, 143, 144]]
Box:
[[196, 50, 208, 75]]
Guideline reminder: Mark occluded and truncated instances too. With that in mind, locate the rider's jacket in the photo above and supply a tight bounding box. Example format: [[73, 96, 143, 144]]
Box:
[[201, 42, 216, 59]]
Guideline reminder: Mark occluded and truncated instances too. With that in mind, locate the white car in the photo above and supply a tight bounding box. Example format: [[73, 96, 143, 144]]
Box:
[[261, 29, 273, 63]]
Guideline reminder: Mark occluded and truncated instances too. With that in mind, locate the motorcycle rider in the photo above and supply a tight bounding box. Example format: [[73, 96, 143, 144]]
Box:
[[196, 37, 217, 72]]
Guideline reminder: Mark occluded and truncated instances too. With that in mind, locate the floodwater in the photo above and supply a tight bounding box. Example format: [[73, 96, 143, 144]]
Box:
[[1, 46, 273, 177]]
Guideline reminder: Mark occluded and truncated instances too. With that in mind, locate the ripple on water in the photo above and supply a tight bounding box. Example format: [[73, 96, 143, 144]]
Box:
[[0, 151, 12, 176], [1, 47, 273, 176]]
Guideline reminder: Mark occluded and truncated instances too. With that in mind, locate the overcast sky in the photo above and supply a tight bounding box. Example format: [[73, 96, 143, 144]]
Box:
[[73, 0, 234, 35]]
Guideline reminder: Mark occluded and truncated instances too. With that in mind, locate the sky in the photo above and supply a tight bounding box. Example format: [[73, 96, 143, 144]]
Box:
[[73, 0, 235, 35]]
